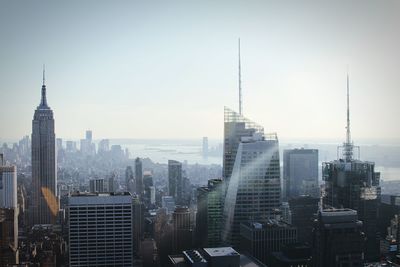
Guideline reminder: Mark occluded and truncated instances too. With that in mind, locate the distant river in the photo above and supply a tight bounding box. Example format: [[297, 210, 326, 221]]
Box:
[[111, 139, 222, 165], [110, 139, 400, 180]]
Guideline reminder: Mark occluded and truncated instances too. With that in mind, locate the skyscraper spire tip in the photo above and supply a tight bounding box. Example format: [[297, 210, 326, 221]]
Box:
[[42, 64, 46, 86], [238, 38, 242, 116], [39, 64, 48, 108]]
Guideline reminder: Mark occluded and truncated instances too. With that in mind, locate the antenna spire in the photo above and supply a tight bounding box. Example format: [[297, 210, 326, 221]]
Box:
[[40, 64, 48, 108], [238, 38, 242, 115], [343, 70, 353, 161], [42, 64, 46, 86]]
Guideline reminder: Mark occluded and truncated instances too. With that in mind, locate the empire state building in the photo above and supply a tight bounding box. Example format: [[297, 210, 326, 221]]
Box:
[[31, 69, 58, 225]]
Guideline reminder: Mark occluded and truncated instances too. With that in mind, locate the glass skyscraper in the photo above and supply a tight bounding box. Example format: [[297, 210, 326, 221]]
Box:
[[223, 107, 264, 181], [196, 178, 224, 247], [283, 148, 319, 199], [222, 107, 281, 247], [168, 160, 182, 203]]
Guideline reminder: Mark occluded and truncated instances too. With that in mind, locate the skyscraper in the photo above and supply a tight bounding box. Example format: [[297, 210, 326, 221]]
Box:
[[222, 110, 281, 247], [222, 107, 264, 181], [135, 157, 143, 197], [283, 148, 319, 199], [89, 178, 105, 193], [202, 137, 208, 159], [68, 192, 134, 266], [98, 139, 110, 153], [85, 130, 92, 141], [322, 75, 381, 261], [143, 171, 154, 206], [0, 155, 17, 209], [288, 196, 319, 244], [80, 130, 95, 156], [240, 220, 297, 266], [31, 69, 58, 225], [172, 206, 193, 253], [0, 208, 19, 265], [168, 160, 182, 203], [0, 154, 19, 265], [313, 209, 365, 267], [125, 166, 135, 194], [133, 194, 144, 255], [196, 178, 224, 247]]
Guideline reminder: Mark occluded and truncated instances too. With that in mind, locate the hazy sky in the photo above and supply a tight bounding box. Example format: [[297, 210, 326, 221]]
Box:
[[1, 0, 399, 141]]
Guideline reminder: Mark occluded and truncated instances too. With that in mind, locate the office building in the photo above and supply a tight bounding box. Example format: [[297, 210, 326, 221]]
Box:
[[125, 166, 135, 194], [288, 196, 319, 244], [323, 159, 380, 260], [0, 157, 17, 209], [222, 112, 281, 246], [240, 221, 297, 265], [283, 148, 319, 199], [98, 139, 110, 153], [89, 178, 105, 193], [162, 196, 176, 214], [270, 243, 312, 267], [149, 186, 156, 205], [135, 158, 143, 197], [379, 194, 400, 238], [143, 171, 154, 205], [80, 130, 95, 156], [0, 156, 18, 264], [0, 208, 19, 265], [68, 192, 134, 266], [85, 130, 92, 141], [281, 201, 292, 224], [66, 141, 77, 153], [31, 70, 58, 225], [56, 138, 63, 151], [323, 75, 381, 261], [223, 107, 264, 181], [108, 174, 115, 193], [202, 137, 208, 159], [168, 160, 183, 203], [381, 214, 400, 260], [133, 194, 144, 255], [196, 179, 223, 247], [313, 209, 364, 267], [172, 206, 193, 253]]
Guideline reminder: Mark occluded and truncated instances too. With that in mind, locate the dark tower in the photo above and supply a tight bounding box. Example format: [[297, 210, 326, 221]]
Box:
[[135, 158, 143, 197], [322, 74, 381, 261]]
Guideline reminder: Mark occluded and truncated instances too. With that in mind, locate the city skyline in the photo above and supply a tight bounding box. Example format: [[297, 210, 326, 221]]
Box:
[[1, 1, 399, 140], [2, 2, 400, 266]]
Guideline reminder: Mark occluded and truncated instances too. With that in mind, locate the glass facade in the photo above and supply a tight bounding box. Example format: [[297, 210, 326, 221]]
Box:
[[222, 108, 281, 247]]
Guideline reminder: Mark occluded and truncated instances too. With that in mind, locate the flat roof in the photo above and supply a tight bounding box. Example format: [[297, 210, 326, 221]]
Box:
[[203, 247, 239, 257], [69, 193, 133, 205]]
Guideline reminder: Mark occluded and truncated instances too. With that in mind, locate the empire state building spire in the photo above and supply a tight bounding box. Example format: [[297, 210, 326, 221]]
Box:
[[40, 65, 48, 108]]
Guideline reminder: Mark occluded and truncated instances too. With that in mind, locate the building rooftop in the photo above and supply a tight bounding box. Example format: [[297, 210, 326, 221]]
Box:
[[242, 219, 294, 229], [203, 247, 240, 257], [70, 191, 131, 197], [183, 250, 207, 264], [169, 247, 266, 267], [320, 208, 361, 224], [68, 192, 133, 205]]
